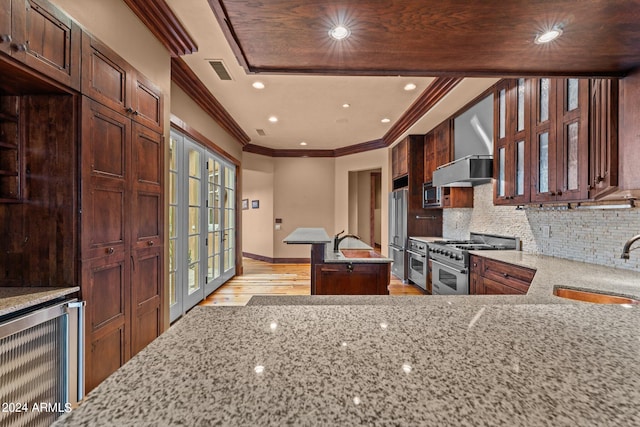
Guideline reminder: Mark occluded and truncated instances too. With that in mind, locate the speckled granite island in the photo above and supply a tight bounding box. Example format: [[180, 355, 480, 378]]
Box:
[[54, 302, 640, 426]]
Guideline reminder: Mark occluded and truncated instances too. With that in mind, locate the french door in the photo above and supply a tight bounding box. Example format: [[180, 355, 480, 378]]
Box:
[[169, 130, 236, 322]]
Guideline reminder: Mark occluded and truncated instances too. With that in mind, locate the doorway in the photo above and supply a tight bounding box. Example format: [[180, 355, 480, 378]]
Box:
[[348, 168, 382, 249]]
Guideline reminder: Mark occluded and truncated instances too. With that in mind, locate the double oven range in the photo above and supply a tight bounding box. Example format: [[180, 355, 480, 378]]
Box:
[[429, 233, 519, 295]]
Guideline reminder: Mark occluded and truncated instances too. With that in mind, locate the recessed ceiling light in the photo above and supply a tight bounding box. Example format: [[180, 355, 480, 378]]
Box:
[[404, 83, 417, 91], [342, 103, 350, 108], [381, 118, 391, 124], [300, 141, 307, 146], [535, 27, 563, 44], [329, 25, 350, 40], [268, 116, 278, 123], [252, 81, 265, 89]]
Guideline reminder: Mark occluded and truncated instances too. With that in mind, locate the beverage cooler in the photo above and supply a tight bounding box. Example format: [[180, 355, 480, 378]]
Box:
[[0, 299, 85, 426]]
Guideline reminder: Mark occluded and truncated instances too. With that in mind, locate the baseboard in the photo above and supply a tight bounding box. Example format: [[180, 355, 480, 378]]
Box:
[[243, 252, 310, 264]]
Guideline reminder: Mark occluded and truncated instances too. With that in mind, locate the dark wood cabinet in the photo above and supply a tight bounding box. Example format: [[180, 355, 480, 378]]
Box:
[[530, 78, 589, 203], [81, 92, 164, 392], [494, 79, 531, 205], [82, 33, 163, 133], [0, 95, 20, 202], [470, 254, 535, 295], [314, 262, 390, 295], [426, 119, 474, 208], [588, 78, 618, 199], [391, 137, 408, 179], [0, 0, 80, 90]]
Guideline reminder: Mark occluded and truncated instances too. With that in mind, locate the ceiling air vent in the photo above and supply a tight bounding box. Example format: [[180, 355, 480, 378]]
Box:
[[208, 60, 232, 81], [256, 129, 266, 136]]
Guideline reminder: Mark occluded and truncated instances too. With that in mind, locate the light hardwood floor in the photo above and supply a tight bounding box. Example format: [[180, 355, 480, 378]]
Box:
[[200, 257, 425, 306]]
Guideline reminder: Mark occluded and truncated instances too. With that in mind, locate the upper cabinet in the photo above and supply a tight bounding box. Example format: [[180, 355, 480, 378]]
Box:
[[588, 78, 618, 199], [494, 77, 615, 206], [0, 0, 81, 90], [494, 79, 530, 205], [531, 78, 589, 203], [391, 137, 408, 180], [82, 34, 163, 133]]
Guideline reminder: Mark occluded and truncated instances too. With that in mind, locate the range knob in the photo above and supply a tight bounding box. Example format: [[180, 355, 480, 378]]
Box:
[[455, 254, 462, 260], [444, 250, 450, 256]]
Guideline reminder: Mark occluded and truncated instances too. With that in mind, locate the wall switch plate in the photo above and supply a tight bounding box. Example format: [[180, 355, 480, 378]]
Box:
[[275, 224, 281, 230], [542, 225, 550, 238]]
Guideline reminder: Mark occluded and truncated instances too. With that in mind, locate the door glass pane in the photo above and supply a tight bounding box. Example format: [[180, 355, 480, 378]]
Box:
[[539, 132, 549, 193], [169, 239, 176, 306], [189, 207, 200, 233], [499, 88, 506, 139], [169, 206, 177, 238], [567, 122, 579, 190], [516, 140, 525, 196], [498, 147, 505, 197], [169, 137, 177, 170], [189, 178, 200, 206], [517, 78, 525, 132], [188, 149, 200, 177], [567, 79, 579, 111], [188, 263, 200, 295], [539, 79, 549, 122]]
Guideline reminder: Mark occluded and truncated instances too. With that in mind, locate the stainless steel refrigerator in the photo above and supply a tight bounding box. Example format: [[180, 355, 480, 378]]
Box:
[[388, 188, 408, 281]]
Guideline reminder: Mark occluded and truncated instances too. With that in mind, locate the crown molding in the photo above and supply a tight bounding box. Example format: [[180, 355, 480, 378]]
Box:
[[243, 138, 386, 158], [383, 77, 463, 145], [171, 57, 251, 145], [122, 0, 198, 57]]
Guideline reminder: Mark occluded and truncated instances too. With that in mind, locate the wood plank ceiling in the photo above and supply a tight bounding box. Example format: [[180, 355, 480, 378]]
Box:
[[209, 0, 640, 77]]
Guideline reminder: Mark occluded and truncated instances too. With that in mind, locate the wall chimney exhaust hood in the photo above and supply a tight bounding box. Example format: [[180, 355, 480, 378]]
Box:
[[434, 93, 494, 187], [432, 154, 493, 187]]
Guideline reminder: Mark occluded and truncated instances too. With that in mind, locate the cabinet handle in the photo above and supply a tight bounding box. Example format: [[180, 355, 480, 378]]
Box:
[[550, 191, 556, 196], [133, 110, 140, 116], [147, 240, 154, 246], [346, 263, 354, 273], [106, 247, 115, 255], [503, 273, 508, 278], [557, 190, 562, 196], [125, 107, 134, 113], [11, 43, 27, 52], [0, 34, 11, 43]]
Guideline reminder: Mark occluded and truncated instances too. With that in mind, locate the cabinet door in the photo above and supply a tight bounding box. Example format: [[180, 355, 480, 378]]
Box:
[[81, 255, 131, 392], [81, 33, 132, 115], [80, 97, 130, 260], [424, 131, 435, 182], [315, 263, 389, 295], [588, 78, 618, 199], [531, 78, 559, 203], [19, 0, 81, 90], [555, 79, 589, 201], [434, 120, 451, 168], [131, 123, 163, 250], [131, 73, 163, 133], [130, 246, 163, 356], [0, 0, 12, 55], [494, 79, 530, 205]]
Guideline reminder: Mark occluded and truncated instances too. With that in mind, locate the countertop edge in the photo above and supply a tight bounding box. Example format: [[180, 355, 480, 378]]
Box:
[[0, 287, 80, 318]]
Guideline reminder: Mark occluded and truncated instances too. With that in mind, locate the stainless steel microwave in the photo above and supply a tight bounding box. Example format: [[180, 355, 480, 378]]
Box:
[[423, 182, 441, 208]]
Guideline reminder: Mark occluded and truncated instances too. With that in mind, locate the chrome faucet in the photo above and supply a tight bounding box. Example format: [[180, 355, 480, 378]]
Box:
[[333, 230, 360, 252], [621, 234, 640, 259]]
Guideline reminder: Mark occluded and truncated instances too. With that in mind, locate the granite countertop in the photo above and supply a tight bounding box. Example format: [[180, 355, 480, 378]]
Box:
[[283, 227, 331, 244], [324, 237, 392, 264], [0, 287, 80, 317], [54, 303, 640, 426], [249, 251, 639, 306]]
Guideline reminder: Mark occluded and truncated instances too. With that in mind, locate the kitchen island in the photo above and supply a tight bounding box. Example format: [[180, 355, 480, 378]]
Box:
[[54, 301, 640, 426], [283, 227, 393, 295]]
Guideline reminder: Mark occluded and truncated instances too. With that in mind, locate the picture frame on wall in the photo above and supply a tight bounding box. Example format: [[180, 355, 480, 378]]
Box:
[[252, 200, 260, 209], [242, 199, 249, 210]]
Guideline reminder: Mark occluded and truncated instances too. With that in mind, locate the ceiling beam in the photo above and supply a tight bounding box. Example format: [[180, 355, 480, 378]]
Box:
[[122, 0, 198, 57], [171, 57, 251, 146], [383, 77, 463, 146]]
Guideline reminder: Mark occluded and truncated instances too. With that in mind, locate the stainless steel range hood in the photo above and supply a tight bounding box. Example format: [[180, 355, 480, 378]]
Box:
[[432, 154, 493, 187]]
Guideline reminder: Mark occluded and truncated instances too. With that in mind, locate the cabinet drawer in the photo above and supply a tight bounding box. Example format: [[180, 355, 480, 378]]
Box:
[[482, 258, 535, 293], [482, 277, 526, 295]]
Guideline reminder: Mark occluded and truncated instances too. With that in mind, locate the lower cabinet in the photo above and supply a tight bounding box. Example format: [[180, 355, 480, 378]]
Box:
[[470, 255, 535, 295], [314, 262, 390, 295]]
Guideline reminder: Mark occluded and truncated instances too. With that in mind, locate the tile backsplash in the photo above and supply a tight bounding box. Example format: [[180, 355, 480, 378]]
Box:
[[443, 183, 640, 272]]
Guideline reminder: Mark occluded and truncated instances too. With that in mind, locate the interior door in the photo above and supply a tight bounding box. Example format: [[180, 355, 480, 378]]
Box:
[[183, 141, 204, 310]]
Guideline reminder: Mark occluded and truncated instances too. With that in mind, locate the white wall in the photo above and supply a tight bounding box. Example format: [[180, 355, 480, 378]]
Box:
[[444, 184, 640, 272]]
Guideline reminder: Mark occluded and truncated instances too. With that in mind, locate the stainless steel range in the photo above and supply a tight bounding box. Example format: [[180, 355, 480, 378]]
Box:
[[429, 233, 519, 295]]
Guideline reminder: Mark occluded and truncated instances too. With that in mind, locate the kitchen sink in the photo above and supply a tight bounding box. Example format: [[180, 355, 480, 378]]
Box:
[[340, 249, 384, 259], [554, 288, 640, 305]]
